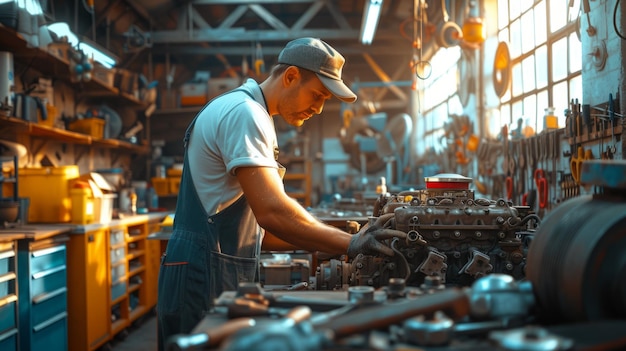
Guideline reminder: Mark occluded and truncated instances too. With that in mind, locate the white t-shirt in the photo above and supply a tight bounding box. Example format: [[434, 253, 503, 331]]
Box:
[[187, 79, 280, 215]]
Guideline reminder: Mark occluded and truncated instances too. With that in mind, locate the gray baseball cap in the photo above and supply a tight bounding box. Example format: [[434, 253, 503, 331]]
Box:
[[278, 37, 357, 103]]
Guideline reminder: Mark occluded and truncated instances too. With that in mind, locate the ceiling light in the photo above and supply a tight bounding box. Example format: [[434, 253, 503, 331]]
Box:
[[360, 0, 383, 45], [48, 22, 118, 68]]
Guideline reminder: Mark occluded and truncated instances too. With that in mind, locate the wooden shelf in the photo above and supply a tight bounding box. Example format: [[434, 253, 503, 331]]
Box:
[[0, 25, 146, 108], [0, 116, 150, 154]]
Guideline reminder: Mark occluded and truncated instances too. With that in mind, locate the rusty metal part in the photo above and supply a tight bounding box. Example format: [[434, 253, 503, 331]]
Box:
[[314, 288, 470, 339]]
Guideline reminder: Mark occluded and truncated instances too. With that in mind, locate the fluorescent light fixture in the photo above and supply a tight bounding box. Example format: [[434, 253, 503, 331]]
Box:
[[360, 0, 383, 45], [48, 22, 117, 69]]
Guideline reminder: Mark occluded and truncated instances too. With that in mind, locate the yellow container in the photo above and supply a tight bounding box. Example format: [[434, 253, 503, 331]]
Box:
[[151, 177, 169, 196], [70, 186, 94, 224], [68, 118, 105, 139], [18, 165, 80, 223], [168, 177, 181, 195]]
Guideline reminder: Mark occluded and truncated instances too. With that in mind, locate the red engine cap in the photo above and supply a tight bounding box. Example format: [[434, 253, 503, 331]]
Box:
[[424, 173, 472, 189]]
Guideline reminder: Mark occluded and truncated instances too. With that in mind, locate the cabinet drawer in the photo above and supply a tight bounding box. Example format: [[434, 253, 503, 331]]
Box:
[[32, 287, 67, 327], [30, 246, 66, 274], [31, 312, 67, 351], [0, 297, 17, 332], [0, 272, 16, 298], [31, 266, 66, 298], [0, 328, 17, 351], [110, 246, 126, 264], [110, 229, 125, 246], [0, 249, 16, 276]]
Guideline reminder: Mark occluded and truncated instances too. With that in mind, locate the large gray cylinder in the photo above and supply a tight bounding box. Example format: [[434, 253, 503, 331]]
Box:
[[0, 51, 14, 109]]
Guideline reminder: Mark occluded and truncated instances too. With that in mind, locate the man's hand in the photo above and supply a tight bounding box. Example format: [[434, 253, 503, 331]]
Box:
[[347, 213, 407, 258]]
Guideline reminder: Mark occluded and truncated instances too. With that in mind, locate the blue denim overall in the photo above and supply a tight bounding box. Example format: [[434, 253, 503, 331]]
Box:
[[156, 89, 263, 349]]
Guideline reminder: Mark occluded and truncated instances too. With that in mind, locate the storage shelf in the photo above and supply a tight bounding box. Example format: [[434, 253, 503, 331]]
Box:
[[127, 250, 145, 260], [128, 283, 142, 294], [128, 266, 145, 277], [0, 116, 150, 154], [111, 319, 127, 336], [0, 25, 146, 108], [129, 305, 148, 322], [111, 294, 127, 306]]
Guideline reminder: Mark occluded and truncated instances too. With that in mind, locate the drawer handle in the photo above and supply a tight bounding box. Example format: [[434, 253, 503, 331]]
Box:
[[32, 245, 66, 258], [33, 311, 67, 332], [0, 272, 16, 284], [0, 294, 18, 308], [32, 265, 66, 280], [0, 328, 18, 342], [0, 250, 15, 260], [33, 287, 67, 304]]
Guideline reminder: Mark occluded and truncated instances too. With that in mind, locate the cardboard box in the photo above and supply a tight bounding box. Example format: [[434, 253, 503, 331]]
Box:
[[180, 82, 208, 106]]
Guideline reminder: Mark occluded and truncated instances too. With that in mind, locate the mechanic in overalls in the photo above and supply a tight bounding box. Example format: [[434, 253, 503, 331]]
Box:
[[156, 37, 407, 350]]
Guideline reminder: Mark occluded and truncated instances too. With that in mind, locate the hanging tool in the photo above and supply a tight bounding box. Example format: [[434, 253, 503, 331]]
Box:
[[608, 93, 617, 155], [582, 0, 597, 36], [570, 146, 593, 185], [534, 168, 548, 209]]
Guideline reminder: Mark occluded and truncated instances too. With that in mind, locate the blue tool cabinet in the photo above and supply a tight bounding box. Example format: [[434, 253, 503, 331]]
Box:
[[17, 235, 69, 351], [0, 239, 18, 351]]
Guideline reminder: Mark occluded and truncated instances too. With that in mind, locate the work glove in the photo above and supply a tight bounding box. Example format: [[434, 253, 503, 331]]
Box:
[[347, 213, 407, 258]]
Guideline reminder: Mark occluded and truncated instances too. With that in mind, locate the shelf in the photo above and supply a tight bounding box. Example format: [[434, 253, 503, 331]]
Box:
[[127, 250, 145, 260], [0, 25, 146, 109], [129, 305, 148, 322], [0, 116, 150, 154]]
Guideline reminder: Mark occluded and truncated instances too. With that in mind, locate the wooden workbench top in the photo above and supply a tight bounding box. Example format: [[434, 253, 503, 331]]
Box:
[[0, 224, 74, 241]]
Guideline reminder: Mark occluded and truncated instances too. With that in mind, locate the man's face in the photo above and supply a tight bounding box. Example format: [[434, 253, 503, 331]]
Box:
[[278, 68, 333, 127]]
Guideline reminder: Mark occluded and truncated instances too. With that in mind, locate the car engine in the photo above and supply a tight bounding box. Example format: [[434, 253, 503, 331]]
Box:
[[317, 173, 536, 290]]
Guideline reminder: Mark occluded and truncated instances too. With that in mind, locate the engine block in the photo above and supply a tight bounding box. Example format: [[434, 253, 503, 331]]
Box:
[[316, 186, 537, 290]]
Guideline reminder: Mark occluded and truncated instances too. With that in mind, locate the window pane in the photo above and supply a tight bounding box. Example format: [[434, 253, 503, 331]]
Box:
[[552, 37, 568, 81], [550, 0, 567, 32], [512, 100, 524, 125], [534, 2, 547, 45], [552, 81, 569, 128], [510, 0, 521, 20], [522, 55, 536, 93], [520, 0, 533, 12], [510, 19, 522, 57], [536, 90, 549, 131], [535, 45, 548, 88], [568, 0, 581, 23], [521, 10, 535, 53], [569, 33, 582, 73], [499, 28, 509, 44], [524, 94, 537, 134], [501, 104, 512, 127], [498, 0, 509, 30], [512, 61, 523, 97]]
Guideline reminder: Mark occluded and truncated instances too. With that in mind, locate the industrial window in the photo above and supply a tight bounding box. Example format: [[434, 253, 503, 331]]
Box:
[[498, 0, 582, 135]]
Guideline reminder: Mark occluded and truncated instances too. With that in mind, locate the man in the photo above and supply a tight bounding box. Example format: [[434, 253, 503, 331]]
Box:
[[157, 37, 407, 349]]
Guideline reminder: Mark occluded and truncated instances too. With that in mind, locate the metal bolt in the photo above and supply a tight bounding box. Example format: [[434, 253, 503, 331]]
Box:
[[454, 231, 461, 238], [475, 231, 482, 238]]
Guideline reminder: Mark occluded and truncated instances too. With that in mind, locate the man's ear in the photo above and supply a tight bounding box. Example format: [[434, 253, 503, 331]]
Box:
[[282, 66, 301, 87]]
